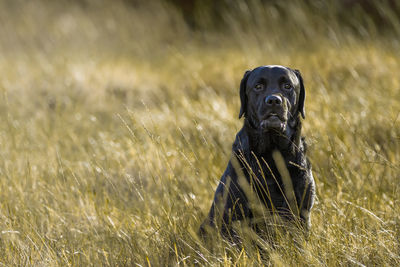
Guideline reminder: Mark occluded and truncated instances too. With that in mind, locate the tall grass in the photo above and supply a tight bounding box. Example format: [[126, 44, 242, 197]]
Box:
[[0, 0, 399, 265]]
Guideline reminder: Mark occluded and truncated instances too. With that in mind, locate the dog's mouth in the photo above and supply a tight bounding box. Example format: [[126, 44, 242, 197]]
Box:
[[260, 112, 287, 132]]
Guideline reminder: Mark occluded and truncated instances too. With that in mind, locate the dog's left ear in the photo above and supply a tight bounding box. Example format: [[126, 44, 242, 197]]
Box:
[[294, 69, 306, 119], [239, 70, 251, 119]]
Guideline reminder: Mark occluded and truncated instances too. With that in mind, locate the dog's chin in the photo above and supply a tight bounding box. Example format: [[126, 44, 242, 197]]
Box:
[[260, 116, 286, 132]]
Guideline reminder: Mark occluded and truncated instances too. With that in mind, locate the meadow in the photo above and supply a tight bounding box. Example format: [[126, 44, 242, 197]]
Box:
[[0, 0, 399, 265]]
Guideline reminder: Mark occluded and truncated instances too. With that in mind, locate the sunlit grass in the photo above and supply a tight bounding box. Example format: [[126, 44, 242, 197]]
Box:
[[0, 0, 399, 265]]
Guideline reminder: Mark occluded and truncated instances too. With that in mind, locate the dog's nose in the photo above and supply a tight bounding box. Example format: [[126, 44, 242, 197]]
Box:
[[265, 95, 283, 106]]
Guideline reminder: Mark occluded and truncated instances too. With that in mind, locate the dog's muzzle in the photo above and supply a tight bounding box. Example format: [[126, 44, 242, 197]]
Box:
[[259, 95, 288, 131]]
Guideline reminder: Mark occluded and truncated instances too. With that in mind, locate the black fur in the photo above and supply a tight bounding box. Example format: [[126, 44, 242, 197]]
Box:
[[200, 65, 316, 241]]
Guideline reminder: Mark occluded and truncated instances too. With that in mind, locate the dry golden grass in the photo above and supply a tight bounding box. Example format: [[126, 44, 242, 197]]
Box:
[[0, 0, 399, 265]]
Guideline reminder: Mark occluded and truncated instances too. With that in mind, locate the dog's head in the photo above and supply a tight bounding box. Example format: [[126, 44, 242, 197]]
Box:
[[239, 65, 305, 133]]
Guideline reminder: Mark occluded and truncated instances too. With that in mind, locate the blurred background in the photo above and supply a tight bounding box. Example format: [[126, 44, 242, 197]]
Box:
[[1, 0, 400, 117], [0, 0, 399, 265]]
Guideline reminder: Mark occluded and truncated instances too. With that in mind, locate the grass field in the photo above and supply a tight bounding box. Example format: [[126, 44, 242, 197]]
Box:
[[0, 0, 399, 265]]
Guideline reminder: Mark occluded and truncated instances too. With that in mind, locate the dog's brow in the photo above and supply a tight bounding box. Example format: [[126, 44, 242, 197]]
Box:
[[256, 77, 267, 84], [278, 76, 290, 84], [249, 77, 267, 88]]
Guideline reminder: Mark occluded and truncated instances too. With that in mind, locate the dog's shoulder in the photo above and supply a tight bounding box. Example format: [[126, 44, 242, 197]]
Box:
[[296, 137, 311, 169], [231, 127, 249, 154]]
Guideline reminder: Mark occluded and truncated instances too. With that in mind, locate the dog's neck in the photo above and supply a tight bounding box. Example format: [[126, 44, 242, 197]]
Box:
[[243, 116, 302, 156]]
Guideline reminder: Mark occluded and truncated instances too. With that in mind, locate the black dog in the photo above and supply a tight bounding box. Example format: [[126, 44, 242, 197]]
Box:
[[200, 65, 315, 241]]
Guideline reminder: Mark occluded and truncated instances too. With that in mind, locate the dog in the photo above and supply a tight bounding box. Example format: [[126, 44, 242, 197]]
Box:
[[200, 65, 316, 241]]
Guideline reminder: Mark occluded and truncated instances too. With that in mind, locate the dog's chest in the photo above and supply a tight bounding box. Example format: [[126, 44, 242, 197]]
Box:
[[245, 152, 302, 209]]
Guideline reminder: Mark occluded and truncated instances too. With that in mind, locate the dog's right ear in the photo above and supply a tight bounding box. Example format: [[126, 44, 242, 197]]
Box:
[[239, 70, 251, 119]]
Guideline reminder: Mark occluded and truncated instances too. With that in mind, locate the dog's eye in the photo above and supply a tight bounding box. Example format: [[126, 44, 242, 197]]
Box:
[[284, 83, 293, 90], [254, 84, 264, 91]]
